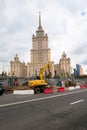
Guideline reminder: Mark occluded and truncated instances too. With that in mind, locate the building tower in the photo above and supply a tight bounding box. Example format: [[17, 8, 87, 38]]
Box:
[[10, 13, 54, 77], [10, 54, 27, 77], [59, 52, 71, 77], [27, 12, 54, 77], [31, 12, 51, 63], [76, 64, 84, 76]]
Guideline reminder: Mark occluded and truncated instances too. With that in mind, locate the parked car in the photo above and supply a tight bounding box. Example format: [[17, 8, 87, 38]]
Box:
[[0, 83, 4, 95]]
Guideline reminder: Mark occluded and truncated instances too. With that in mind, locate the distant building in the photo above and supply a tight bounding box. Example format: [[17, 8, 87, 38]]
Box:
[[80, 66, 84, 75], [10, 13, 72, 78], [10, 55, 27, 77], [59, 52, 71, 77], [54, 52, 71, 78], [74, 68, 77, 77], [27, 12, 54, 77], [10, 13, 54, 77], [75, 64, 84, 76], [76, 64, 80, 76]]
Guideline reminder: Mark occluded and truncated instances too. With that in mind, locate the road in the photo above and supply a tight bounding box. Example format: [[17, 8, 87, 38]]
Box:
[[0, 89, 87, 130]]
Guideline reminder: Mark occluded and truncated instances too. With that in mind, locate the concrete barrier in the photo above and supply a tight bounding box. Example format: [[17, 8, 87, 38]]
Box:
[[68, 86, 75, 90], [13, 90, 34, 94], [75, 86, 80, 89]]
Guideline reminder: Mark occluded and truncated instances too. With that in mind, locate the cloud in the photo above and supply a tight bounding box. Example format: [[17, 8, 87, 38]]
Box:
[[0, 0, 87, 73]]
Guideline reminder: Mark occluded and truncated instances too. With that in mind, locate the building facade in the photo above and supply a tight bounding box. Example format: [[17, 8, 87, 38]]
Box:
[[10, 54, 27, 77], [27, 12, 54, 77], [75, 64, 84, 76], [55, 52, 71, 78], [10, 14, 71, 78], [10, 13, 54, 77]]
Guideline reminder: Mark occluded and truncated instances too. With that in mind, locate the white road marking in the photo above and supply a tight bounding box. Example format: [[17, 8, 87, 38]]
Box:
[[70, 99, 84, 105], [0, 89, 87, 108]]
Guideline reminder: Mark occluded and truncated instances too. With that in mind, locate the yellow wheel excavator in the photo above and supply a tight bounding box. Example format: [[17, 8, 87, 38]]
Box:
[[28, 62, 51, 94]]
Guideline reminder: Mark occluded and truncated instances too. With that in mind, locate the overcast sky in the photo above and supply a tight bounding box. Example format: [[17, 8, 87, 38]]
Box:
[[0, 0, 87, 73]]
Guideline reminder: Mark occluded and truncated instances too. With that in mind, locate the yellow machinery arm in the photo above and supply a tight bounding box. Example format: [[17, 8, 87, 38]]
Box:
[[39, 62, 50, 80]]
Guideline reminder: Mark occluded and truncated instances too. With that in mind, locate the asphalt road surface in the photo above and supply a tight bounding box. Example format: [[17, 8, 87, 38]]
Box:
[[0, 89, 87, 130]]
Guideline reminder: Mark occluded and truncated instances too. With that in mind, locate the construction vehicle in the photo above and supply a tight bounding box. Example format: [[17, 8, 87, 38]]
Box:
[[28, 62, 51, 94]]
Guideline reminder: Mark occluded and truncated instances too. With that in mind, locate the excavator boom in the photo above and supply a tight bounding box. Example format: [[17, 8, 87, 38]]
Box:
[[39, 62, 50, 80]]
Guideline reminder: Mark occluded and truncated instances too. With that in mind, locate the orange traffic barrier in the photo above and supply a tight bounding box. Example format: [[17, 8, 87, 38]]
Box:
[[58, 87, 65, 92], [44, 88, 53, 94]]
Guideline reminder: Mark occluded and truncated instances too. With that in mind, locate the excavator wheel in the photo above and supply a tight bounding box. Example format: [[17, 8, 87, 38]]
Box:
[[35, 87, 41, 94]]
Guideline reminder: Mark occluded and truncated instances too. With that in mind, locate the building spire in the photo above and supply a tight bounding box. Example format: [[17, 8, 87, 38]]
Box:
[[39, 11, 41, 28]]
